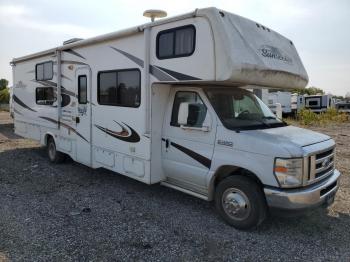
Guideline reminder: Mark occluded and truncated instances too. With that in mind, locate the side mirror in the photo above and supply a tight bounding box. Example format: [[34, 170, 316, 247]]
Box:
[[178, 102, 189, 125]]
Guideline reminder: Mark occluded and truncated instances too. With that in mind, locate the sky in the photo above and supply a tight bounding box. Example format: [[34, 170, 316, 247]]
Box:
[[0, 0, 349, 96]]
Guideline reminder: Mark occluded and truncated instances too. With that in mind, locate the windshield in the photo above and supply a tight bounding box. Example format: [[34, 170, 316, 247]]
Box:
[[205, 88, 286, 130]]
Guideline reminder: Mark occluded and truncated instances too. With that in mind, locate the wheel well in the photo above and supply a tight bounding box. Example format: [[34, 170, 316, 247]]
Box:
[[214, 167, 263, 186], [44, 134, 53, 146], [211, 166, 263, 197]]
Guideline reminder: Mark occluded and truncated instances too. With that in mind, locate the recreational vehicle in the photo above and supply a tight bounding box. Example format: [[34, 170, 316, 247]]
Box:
[[267, 91, 292, 115], [298, 94, 334, 113], [11, 8, 341, 229], [336, 102, 350, 114], [291, 93, 298, 114]]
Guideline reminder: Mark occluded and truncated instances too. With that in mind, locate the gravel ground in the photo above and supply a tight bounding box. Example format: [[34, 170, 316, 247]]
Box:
[[0, 111, 349, 261]]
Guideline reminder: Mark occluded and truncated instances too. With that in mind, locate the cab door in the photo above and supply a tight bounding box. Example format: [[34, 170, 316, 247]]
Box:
[[75, 67, 91, 165], [162, 88, 216, 194]]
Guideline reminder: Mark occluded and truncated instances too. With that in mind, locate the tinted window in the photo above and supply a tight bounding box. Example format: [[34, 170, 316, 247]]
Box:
[[78, 75, 87, 104], [36, 61, 53, 80], [309, 100, 318, 106], [171, 91, 207, 127], [36, 87, 56, 105], [175, 27, 195, 56], [157, 25, 195, 59], [158, 32, 174, 58], [36, 64, 44, 80], [98, 69, 140, 107]]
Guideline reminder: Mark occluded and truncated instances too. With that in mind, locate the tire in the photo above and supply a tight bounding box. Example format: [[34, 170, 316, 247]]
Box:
[[215, 175, 267, 230], [47, 137, 65, 163]]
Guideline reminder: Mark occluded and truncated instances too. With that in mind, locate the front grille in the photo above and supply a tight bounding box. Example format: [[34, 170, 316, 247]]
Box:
[[306, 147, 335, 184]]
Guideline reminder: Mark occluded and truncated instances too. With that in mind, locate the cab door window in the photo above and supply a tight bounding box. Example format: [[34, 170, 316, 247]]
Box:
[[170, 91, 207, 127]]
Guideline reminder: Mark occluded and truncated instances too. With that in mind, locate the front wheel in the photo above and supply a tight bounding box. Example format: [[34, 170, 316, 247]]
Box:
[[215, 175, 267, 230], [47, 137, 66, 163]]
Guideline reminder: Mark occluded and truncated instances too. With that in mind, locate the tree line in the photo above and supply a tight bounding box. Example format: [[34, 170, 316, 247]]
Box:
[[0, 78, 10, 103]]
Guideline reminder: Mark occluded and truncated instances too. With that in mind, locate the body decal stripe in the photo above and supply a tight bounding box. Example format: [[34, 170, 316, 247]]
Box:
[[60, 74, 72, 81], [64, 49, 86, 59], [14, 108, 23, 115], [39, 116, 88, 142], [170, 141, 211, 169], [109, 47, 199, 81], [156, 66, 201, 81], [149, 65, 176, 81], [110, 47, 144, 67], [13, 95, 37, 112], [94, 122, 140, 143]]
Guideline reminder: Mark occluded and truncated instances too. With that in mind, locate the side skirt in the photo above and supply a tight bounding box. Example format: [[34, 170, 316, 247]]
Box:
[[161, 181, 209, 201]]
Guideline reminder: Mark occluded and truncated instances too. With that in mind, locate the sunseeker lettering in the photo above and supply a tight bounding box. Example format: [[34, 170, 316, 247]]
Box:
[[259, 45, 293, 64]]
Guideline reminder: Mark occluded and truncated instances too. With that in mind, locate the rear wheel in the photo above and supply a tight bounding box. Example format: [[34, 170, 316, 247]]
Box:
[[47, 137, 65, 163], [215, 175, 267, 230]]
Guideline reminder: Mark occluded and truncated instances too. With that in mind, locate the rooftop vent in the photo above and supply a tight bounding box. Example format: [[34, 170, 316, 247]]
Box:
[[143, 9, 167, 22], [63, 38, 83, 45]]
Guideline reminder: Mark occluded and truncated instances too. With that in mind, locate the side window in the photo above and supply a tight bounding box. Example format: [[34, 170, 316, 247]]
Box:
[[171, 91, 207, 127], [157, 25, 195, 59], [158, 32, 174, 58], [309, 100, 318, 106], [36, 61, 53, 80], [78, 75, 87, 104], [36, 87, 56, 105], [98, 69, 141, 107]]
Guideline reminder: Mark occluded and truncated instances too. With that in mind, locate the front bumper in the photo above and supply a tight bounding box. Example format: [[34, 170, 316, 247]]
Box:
[[264, 169, 341, 210]]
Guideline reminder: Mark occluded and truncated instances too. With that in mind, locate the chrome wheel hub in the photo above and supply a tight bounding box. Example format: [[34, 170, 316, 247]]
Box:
[[222, 188, 251, 221]]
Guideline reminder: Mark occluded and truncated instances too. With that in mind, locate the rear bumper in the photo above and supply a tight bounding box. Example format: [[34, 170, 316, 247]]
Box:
[[264, 169, 341, 211]]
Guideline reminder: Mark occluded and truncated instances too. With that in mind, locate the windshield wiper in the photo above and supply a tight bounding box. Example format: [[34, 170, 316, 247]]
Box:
[[253, 119, 271, 128], [262, 116, 288, 126]]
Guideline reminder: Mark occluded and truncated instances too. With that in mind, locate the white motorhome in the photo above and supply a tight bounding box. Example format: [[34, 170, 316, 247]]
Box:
[[291, 93, 298, 114], [298, 94, 334, 113], [267, 91, 292, 115], [11, 8, 340, 229], [336, 102, 350, 114]]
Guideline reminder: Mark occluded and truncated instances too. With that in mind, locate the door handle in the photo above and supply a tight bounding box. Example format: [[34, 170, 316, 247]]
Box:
[[165, 139, 170, 148], [75, 116, 80, 124]]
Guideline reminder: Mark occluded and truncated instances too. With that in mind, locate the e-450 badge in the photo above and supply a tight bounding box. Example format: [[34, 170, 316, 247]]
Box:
[[217, 139, 233, 147]]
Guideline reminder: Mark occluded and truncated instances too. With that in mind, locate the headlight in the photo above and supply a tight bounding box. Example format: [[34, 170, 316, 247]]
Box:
[[274, 158, 303, 188]]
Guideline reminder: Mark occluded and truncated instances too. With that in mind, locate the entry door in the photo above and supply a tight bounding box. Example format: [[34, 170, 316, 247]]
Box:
[[162, 89, 216, 192], [75, 67, 91, 165]]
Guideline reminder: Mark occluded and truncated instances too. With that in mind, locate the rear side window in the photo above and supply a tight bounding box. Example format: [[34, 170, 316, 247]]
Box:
[[98, 69, 141, 107], [157, 25, 195, 59], [36, 61, 53, 81], [36, 87, 56, 105], [308, 100, 318, 106], [78, 75, 87, 104]]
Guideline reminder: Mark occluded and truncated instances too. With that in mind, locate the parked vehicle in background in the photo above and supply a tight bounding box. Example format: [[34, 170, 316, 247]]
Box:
[[11, 7, 341, 229], [298, 94, 334, 113], [336, 102, 350, 114], [291, 93, 298, 114], [268, 91, 292, 116]]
